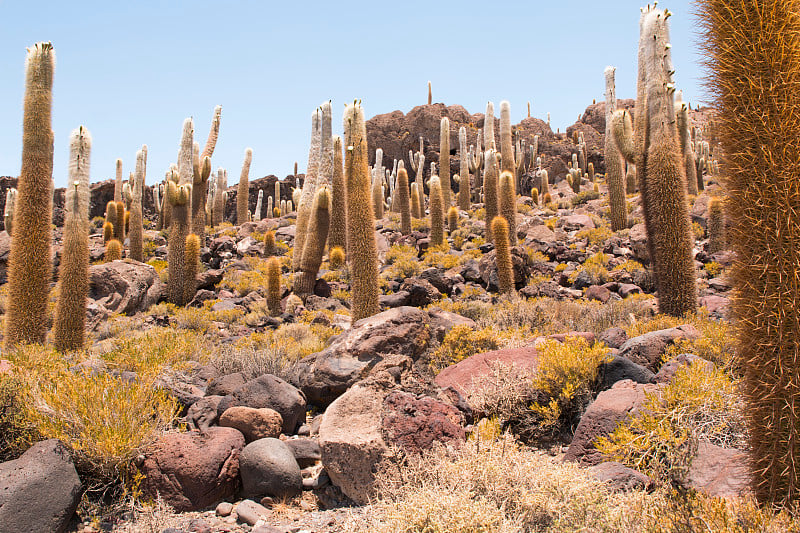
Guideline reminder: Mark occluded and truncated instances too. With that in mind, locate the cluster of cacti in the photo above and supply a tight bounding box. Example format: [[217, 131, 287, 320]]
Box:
[[53, 126, 91, 352], [675, 92, 698, 196], [700, 0, 800, 507], [569, 133, 587, 194], [343, 101, 380, 322], [210, 167, 228, 227], [5, 42, 55, 347], [468, 132, 484, 202], [604, 66, 628, 231], [236, 147, 253, 224], [612, 5, 696, 317], [408, 136, 425, 206], [491, 216, 514, 295]]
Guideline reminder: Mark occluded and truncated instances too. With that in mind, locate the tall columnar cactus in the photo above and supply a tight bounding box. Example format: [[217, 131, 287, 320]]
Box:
[[329, 135, 347, 253], [457, 127, 470, 210], [4, 188, 17, 234], [410, 182, 422, 219], [54, 126, 91, 352], [468, 132, 484, 202], [266, 193, 272, 220], [211, 168, 228, 227], [115, 201, 126, 242], [114, 158, 123, 203], [676, 92, 698, 196], [397, 167, 412, 235], [5, 42, 55, 347], [343, 101, 380, 322], [439, 117, 451, 208], [427, 80, 432, 105], [192, 105, 221, 241], [254, 190, 263, 221], [484, 101, 496, 150], [604, 66, 628, 231], [237, 147, 253, 225], [491, 216, 514, 295], [167, 118, 194, 306], [128, 146, 146, 262], [429, 176, 445, 247], [447, 206, 458, 234], [484, 149, 499, 243], [612, 6, 696, 317], [105, 200, 118, 240], [372, 177, 384, 219], [499, 101, 516, 182], [498, 170, 517, 246], [295, 186, 330, 297], [409, 136, 425, 204], [267, 256, 281, 316], [699, 0, 800, 506], [317, 101, 333, 188], [294, 109, 321, 271], [626, 164, 638, 194], [707, 197, 725, 254], [184, 233, 200, 304]]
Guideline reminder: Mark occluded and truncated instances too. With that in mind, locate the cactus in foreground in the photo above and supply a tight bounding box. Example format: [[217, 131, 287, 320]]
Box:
[[439, 117, 451, 208], [105, 239, 122, 261], [266, 256, 282, 316], [184, 233, 200, 304], [103, 221, 113, 243], [167, 118, 195, 306], [699, 0, 800, 506], [4, 188, 17, 234], [498, 170, 517, 245], [605, 66, 628, 231], [114, 201, 126, 242], [105, 200, 118, 239], [237, 147, 253, 225], [329, 135, 347, 253], [5, 42, 55, 347], [429, 176, 445, 247], [491, 216, 514, 295], [295, 186, 331, 297], [613, 6, 696, 317], [53, 126, 91, 352], [397, 167, 411, 235], [128, 146, 146, 262], [484, 149, 499, 243], [343, 101, 380, 322]]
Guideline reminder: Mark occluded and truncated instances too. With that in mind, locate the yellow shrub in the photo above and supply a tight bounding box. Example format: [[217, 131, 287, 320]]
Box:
[[429, 325, 502, 374], [576, 226, 614, 246], [101, 329, 210, 378], [704, 260, 723, 278], [423, 244, 459, 270], [0, 373, 39, 461]]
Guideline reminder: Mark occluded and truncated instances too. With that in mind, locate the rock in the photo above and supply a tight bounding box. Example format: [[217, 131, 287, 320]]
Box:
[[564, 380, 660, 465], [589, 462, 653, 492], [381, 390, 466, 455], [560, 214, 595, 231], [286, 438, 322, 468], [419, 267, 459, 295], [618, 283, 642, 298], [240, 438, 303, 499], [435, 346, 538, 398], [88, 260, 163, 315], [217, 374, 307, 435], [399, 277, 442, 307], [140, 427, 245, 512], [700, 294, 729, 318], [185, 395, 224, 432], [219, 407, 283, 442], [427, 307, 476, 343], [235, 499, 271, 526], [598, 327, 628, 349], [618, 325, 701, 372], [379, 291, 411, 308], [0, 439, 82, 533], [686, 440, 750, 498], [195, 269, 224, 291], [478, 246, 530, 290], [524, 224, 557, 245], [206, 372, 248, 397], [289, 307, 434, 407], [652, 353, 715, 384], [584, 284, 611, 303], [215, 502, 234, 517], [598, 355, 655, 390]]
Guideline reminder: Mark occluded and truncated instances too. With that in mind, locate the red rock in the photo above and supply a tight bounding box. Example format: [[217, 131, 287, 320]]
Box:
[[219, 406, 283, 442], [585, 285, 612, 303], [381, 390, 466, 455], [687, 440, 750, 498], [434, 346, 539, 397]]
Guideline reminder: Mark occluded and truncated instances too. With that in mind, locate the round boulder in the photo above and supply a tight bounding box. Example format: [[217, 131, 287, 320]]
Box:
[[219, 406, 283, 442], [239, 437, 302, 499]]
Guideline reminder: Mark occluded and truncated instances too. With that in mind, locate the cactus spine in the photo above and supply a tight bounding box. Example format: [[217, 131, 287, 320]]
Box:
[[266, 256, 281, 316], [439, 117, 451, 207], [613, 6, 696, 317], [329, 135, 347, 253], [5, 42, 55, 347], [605, 66, 628, 231], [498, 170, 517, 246], [54, 126, 91, 352], [167, 118, 194, 306], [457, 126, 470, 210], [192, 105, 221, 241], [699, 0, 800, 506], [128, 146, 146, 262], [484, 149, 499, 243], [343, 101, 380, 322], [294, 109, 321, 271], [491, 216, 514, 295], [397, 167, 411, 235], [237, 147, 253, 225], [429, 176, 445, 247], [295, 186, 330, 297]]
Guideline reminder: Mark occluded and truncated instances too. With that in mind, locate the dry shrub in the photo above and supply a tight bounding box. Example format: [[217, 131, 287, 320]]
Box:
[[428, 324, 503, 374]]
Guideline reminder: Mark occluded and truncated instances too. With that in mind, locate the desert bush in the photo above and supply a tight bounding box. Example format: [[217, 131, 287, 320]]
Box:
[[428, 324, 502, 374], [576, 225, 614, 245], [572, 189, 600, 206], [101, 329, 210, 378], [0, 372, 39, 461]]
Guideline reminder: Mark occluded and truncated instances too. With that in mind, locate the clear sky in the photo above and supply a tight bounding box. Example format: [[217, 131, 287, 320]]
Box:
[[0, 0, 705, 188]]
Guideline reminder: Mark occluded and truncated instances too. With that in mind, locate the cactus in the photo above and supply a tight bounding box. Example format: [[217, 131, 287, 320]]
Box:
[[543, 192, 552, 205], [114, 158, 123, 203], [211, 168, 227, 227], [531, 187, 539, 205], [397, 167, 412, 235], [612, 6, 696, 317], [457, 126, 470, 210], [263, 230, 276, 257], [105, 200, 118, 238], [292, 187, 301, 211], [317, 101, 333, 189], [429, 176, 445, 247], [295, 186, 330, 297], [626, 163, 637, 194], [273, 207, 281, 218], [372, 178, 384, 219], [267, 194, 273, 220], [499, 101, 517, 184], [410, 182, 422, 219], [343, 101, 380, 322], [707, 197, 725, 254], [539, 168, 550, 198], [484, 102, 496, 150], [236, 148, 253, 225], [329, 135, 347, 253], [329, 246, 345, 270], [53, 126, 91, 352], [5, 42, 55, 347], [448, 206, 458, 233], [484, 149, 499, 243], [427, 80, 432, 105], [167, 118, 194, 306], [491, 216, 514, 295], [128, 146, 146, 262], [267, 256, 282, 316], [409, 136, 426, 205], [254, 189, 263, 221], [604, 66, 628, 231], [4, 188, 17, 234], [498, 170, 517, 246], [676, 93, 698, 196], [114, 201, 126, 242], [587, 162, 595, 183], [105, 239, 122, 261], [294, 109, 321, 271], [192, 105, 221, 241], [468, 134, 484, 202], [184, 233, 200, 304], [439, 117, 451, 208]]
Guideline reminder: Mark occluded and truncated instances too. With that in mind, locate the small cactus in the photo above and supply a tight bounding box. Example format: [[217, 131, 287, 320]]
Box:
[[105, 239, 122, 262], [329, 246, 345, 270], [531, 187, 539, 205], [263, 230, 276, 256], [410, 182, 422, 219], [448, 206, 458, 233], [491, 216, 514, 295]]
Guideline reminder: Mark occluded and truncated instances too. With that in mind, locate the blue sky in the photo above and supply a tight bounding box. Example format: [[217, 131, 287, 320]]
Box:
[[0, 1, 704, 188]]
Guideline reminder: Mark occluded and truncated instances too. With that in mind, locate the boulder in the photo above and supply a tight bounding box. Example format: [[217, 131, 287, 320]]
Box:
[[597, 355, 655, 390], [289, 307, 434, 407], [217, 374, 307, 434], [564, 379, 660, 465], [139, 427, 245, 511], [88, 260, 163, 315], [235, 499, 271, 526], [618, 325, 701, 372], [435, 346, 538, 398], [0, 439, 82, 533], [652, 353, 716, 384], [585, 284, 611, 303], [381, 390, 466, 455], [427, 307, 476, 343], [219, 406, 283, 442], [399, 277, 442, 307], [239, 438, 302, 499], [598, 327, 628, 349], [285, 438, 322, 468], [478, 246, 530, 290], [206, 372, 248, 397], [686, 440, 750, 498], [589, 461, 653, 492], [185, 395, 224, 432]]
